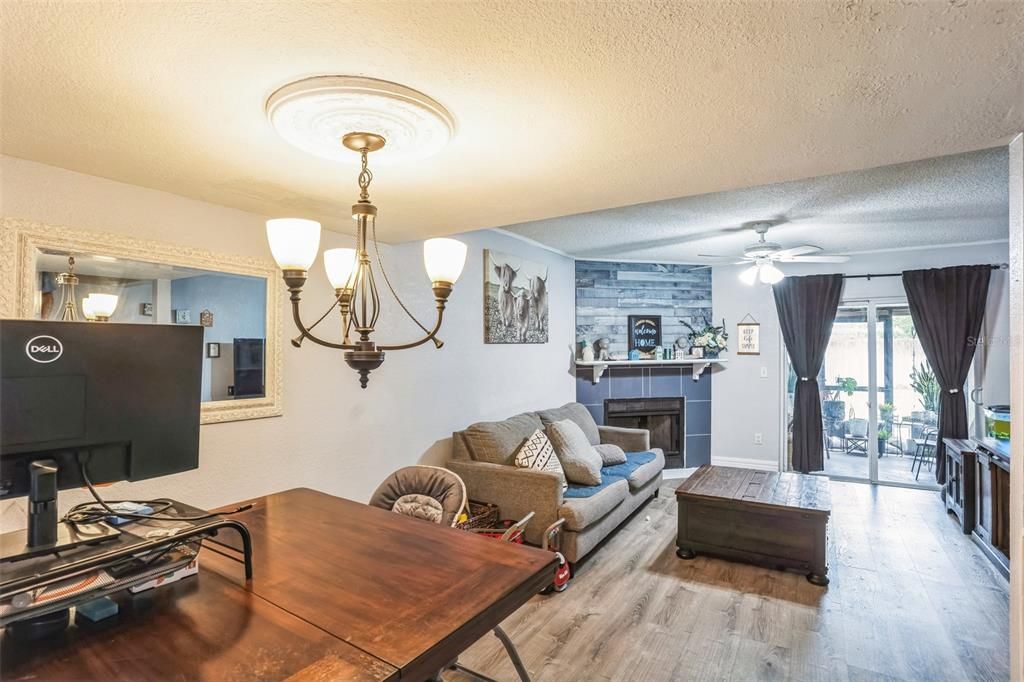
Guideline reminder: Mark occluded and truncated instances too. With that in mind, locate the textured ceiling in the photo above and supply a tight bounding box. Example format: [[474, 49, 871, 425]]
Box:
[[507, 147, 1010, 261], [1, 1, 1022, 244]]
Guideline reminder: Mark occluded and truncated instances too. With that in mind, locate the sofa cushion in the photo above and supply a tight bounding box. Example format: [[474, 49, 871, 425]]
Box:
[[547, 419, 603, 486], [513, 429, 567, 491], [601, 450, 664, 492], [537, 403, 601, 446], [461, 412, 543, 465], [559, 478, 628, 531], [625, 449, 665, 491], [594, 443, 627, 466]]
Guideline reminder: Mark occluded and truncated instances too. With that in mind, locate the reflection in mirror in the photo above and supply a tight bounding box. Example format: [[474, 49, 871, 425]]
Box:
[[35, 249, 268, 403]]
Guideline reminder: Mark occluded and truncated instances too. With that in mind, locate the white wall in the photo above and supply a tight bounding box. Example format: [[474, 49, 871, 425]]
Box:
[[0, 156, 575, 529], [711, 242, 1010, 470]]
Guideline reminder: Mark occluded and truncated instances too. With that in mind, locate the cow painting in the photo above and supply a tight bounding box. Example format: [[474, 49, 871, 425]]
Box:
[[528, 272, 548, 332], [484, 250, 550, 344], [493, 261, 519, 328]]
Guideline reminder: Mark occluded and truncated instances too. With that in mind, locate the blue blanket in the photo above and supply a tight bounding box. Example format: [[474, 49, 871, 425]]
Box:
[[563, 451, 657, 499]]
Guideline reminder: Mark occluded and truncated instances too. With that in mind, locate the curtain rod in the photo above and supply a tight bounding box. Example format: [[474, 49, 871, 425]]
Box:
[[842, 263, 1007, 281]]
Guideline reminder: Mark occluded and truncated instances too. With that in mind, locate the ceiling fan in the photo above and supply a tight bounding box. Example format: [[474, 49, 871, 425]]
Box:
[[698, 222, 850, 285]]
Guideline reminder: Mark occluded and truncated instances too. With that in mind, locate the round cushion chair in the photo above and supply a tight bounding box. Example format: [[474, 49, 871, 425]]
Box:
[[369, 465, 467, 527]]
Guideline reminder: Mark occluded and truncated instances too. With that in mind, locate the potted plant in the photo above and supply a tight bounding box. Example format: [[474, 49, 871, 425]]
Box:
[[822, 376, 857, 438], [680, 317, 728, 359], [910, 363, 940, 416], [877, 426, 891, 456]]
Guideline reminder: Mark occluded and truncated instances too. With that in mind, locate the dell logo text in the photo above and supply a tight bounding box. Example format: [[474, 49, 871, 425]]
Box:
[[25, 335, 63, 363]]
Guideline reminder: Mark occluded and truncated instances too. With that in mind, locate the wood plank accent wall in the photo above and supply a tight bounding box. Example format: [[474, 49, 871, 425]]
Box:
[[575, 261, 712, 357]]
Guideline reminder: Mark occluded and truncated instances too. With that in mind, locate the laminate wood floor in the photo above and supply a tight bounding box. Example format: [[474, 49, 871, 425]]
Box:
[[448, 480, 1009, 682]]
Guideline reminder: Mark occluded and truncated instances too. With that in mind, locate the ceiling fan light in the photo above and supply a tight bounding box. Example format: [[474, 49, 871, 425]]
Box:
[[759, 262, 785, 284], [739, 264, 760, 285]]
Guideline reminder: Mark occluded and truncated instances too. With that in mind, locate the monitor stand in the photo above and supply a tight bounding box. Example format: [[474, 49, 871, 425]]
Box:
[[0, 459, 120, 563]]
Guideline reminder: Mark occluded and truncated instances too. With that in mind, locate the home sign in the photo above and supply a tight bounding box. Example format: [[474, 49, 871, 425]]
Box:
[[628, 315, 662, 354]]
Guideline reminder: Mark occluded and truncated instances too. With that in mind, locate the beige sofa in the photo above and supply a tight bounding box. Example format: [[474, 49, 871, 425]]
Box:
[[448, 402, 664, 564]]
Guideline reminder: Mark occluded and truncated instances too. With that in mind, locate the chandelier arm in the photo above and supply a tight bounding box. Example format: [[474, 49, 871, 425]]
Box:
[[371, 219, 433, 336], [289, 296, 357, 350], [376, 305, 447, 351], [302, 294, 344, 334]]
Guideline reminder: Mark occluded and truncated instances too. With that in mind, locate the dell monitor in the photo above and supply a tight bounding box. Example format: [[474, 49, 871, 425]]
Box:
[[0, 320, 203, 561]]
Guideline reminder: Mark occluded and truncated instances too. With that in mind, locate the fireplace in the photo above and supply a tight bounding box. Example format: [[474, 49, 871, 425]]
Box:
[[604, 397, 685, 468]]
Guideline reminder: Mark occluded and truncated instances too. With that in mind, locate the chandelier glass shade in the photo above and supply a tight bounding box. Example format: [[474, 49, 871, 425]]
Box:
[[82, 293, 119, 322], [266, 132, 466, 388]]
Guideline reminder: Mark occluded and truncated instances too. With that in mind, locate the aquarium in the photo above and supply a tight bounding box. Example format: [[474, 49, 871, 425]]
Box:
[[985, 405, 1011, 441]]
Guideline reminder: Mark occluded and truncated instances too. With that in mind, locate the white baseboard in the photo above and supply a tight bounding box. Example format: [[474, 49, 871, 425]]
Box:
[[710, 455, 780, 471]]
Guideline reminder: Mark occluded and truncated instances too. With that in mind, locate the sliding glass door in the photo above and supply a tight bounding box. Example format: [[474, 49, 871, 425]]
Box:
[[785, 298, 941, 489]]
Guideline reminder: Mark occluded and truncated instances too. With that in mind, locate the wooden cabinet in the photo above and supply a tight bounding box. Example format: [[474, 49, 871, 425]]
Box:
[[973, 439, 1011, 577], [942, 438, 975, 534]]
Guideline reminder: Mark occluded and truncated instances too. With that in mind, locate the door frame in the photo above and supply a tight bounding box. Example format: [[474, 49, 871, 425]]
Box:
[[1007, 132, 1022, 682], [785, 295, 941, 491]]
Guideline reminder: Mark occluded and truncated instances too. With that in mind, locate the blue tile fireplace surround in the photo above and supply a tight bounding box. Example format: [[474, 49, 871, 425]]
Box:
[[575, 261, 713, 469], [576, 368, 711, 468]]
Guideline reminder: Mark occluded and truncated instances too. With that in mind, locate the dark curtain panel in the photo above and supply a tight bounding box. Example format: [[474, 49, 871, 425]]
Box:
[[773, 274, 844, 473], [902, 265, 991, 484]]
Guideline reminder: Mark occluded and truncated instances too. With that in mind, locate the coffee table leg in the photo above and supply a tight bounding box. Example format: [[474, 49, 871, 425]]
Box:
[[676, 547, 696, 560], [806, 572, 829, 586]]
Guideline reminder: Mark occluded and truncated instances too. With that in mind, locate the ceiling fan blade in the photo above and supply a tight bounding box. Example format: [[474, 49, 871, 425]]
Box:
[[695, 254, 736, 260], [779, 255, 851, 263], [773, 245, 821, 259]]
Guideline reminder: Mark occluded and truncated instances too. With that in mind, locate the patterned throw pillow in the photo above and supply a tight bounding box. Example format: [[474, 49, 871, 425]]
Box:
[[514, 429, 567, 491]]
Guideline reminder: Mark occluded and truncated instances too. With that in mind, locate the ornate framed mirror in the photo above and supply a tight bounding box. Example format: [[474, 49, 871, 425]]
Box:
[[1, 218, 283, 424]]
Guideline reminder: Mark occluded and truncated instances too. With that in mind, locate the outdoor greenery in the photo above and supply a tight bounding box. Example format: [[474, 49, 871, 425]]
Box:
[[910, 363, 941, 413]]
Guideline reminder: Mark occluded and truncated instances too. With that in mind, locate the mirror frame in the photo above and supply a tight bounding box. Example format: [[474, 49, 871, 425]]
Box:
[[1, 217, 283, 424]]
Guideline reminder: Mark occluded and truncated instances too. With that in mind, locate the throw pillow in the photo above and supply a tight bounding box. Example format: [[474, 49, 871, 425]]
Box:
[[594, 443, 627, 466], [513, 429, 567, 491], [546, 419, 603, 486]]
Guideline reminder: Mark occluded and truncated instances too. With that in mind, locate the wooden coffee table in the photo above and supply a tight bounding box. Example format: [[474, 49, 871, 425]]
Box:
[[675, 465, 831, 586]]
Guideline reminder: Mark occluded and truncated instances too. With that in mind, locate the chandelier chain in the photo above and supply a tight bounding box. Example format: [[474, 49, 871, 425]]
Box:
[[358, 149, 372, 202]]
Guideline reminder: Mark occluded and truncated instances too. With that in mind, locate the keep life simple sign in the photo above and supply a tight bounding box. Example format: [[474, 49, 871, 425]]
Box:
[[628, 315, 661, 353], [737, 320, 760, 355]]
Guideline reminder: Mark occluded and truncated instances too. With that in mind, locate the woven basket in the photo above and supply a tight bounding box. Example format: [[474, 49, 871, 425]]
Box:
[[456, 501, 499, 530]]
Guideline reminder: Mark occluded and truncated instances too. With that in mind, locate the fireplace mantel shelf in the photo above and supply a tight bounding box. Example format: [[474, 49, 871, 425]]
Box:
[[574, 358, 727, 384]]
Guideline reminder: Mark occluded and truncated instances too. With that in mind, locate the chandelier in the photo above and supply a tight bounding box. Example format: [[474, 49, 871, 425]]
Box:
[[265, 132, 466, 388]]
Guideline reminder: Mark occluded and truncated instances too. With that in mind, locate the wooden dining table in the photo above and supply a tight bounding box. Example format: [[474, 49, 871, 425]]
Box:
[[2, 487, 557, 681]]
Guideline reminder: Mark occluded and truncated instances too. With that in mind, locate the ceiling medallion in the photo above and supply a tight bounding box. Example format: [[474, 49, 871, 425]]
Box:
[[266, 75, 456, 164], [265, 78, 466, 389]]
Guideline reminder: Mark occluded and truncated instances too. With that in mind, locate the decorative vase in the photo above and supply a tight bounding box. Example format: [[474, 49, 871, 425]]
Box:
[[689, 346, 704, 358], [581, 345, 595, 362], [704, 348, 719, 359]]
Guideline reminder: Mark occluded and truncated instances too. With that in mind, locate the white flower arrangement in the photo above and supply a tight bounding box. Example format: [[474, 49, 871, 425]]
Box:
[[681, 317, 729, 352]]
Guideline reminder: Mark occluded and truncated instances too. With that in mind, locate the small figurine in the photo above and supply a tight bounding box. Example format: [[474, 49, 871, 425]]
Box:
[[581, 344, 595, 362], [596, 337, 612, 361]]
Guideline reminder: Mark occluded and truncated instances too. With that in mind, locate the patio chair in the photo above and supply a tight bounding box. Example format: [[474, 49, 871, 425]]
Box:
[[911, 428, 939, 481], [844, 418, 868, 456]]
